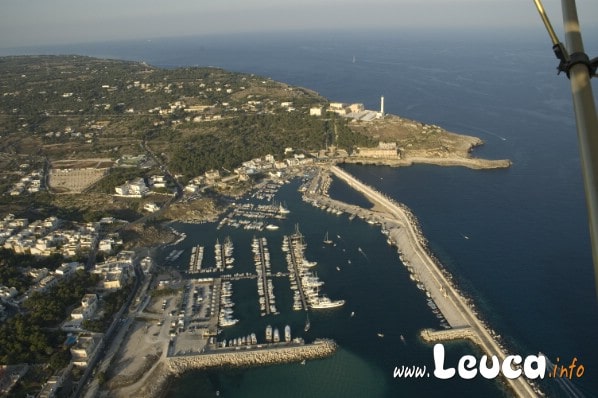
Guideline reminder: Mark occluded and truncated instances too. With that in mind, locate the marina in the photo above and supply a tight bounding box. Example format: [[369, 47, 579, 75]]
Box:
[[284, 226, 345, 311], [109, 166, 543, 398], [218, 201, 290, 231], [214, 237, 235, 271], [218, 280, 238, 327], [252, 236, 278, 316]]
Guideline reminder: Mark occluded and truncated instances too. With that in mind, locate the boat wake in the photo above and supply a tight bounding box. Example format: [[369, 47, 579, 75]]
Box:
[[455, 122, 507, 141], [358, 247, 369, 261]]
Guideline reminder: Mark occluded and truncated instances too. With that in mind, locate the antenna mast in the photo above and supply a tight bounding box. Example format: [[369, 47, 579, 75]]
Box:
[[533, 0, 598, 297]]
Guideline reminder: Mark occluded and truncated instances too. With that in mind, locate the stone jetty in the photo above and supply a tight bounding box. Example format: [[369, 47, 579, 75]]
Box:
[[168, 339, 337, 374], [420, 327, 478, 343], [302, 165, 541, 398]]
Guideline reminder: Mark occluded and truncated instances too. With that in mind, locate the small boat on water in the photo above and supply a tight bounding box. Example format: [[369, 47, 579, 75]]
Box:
[[323, 231, 333, 245], [336, 266, 341, 271], [377, 332, 384, 338], [278, 203, 290, 214], [400, 335, 406, 344], [350, 311, 355, 317], [304, 313, 311, 332]]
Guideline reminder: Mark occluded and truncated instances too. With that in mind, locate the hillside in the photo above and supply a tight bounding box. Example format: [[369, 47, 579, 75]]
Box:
[[0, 55, 371, 177]]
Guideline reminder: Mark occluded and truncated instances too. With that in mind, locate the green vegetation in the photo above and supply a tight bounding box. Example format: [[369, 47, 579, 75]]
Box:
[[0, 270, 98, 365], [168, 113, 373, 177], [90, 167, 145, 194], [0, 55, 378, 221], [0, 249, 64, 292], [82, 287, 130, 332]]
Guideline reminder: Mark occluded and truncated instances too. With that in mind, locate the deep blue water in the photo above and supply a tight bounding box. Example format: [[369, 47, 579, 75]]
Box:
[[6, 28, 598, 397]]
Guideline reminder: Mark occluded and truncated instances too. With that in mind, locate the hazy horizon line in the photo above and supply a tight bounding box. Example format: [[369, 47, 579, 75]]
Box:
[[2, 25, 586, 55]]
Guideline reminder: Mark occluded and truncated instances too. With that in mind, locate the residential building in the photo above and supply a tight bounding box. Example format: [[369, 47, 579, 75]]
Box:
[[70, 334, 102, 367]]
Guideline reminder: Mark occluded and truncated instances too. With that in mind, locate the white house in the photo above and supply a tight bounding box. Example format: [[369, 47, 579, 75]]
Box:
[[70, 334, 102, 367], [143, 202, 160, 213], [70, 294, 98, 320], [309, 107, 323, 116], [55, 262, 79, 278]]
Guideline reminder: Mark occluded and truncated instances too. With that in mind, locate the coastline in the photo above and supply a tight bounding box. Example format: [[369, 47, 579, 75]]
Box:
[[302, 164, 542, 397]]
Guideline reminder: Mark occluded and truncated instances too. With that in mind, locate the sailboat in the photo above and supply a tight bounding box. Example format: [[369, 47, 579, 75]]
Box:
[[323, 231, 333, 245], [304, 312, 311, 332]]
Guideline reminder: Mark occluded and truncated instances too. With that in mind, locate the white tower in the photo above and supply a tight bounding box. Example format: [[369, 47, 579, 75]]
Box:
[[380, 96, 385, 118]]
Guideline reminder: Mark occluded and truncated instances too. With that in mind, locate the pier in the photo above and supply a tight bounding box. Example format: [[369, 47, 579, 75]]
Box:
[[284, 233, 309, 311], [253, 236, 277, 316], [307, 165, 539, 398], [283, 227, 344, 310]]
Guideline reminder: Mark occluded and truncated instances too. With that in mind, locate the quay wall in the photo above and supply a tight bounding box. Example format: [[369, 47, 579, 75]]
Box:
[[168, 339, 336, 375]]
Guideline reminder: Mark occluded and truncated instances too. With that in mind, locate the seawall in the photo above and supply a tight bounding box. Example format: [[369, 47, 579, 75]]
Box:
[[310, 165, 541, 398], [125, 340, 337, 398], [168, 339, 337, 374]]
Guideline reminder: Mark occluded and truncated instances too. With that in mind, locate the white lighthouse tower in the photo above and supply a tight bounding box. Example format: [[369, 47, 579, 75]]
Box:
[[379, 96, 385, 118]]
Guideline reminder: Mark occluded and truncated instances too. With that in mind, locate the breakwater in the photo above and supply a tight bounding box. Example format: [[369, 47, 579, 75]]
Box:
[[420, 327, 478, 343], [168, 339, 336, 374], [305, 165, 540, 398], [118, 340, 337, 398]]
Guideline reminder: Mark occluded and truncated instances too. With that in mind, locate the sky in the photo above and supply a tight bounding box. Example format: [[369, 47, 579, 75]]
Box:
[[1, 0, 597, 49]]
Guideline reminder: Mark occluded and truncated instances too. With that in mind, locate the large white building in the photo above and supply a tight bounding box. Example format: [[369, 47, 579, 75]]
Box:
[[115, 178, 149, 197]]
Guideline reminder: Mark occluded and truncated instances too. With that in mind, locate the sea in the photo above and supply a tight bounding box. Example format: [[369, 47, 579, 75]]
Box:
[[4, 27, 598, 397]]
